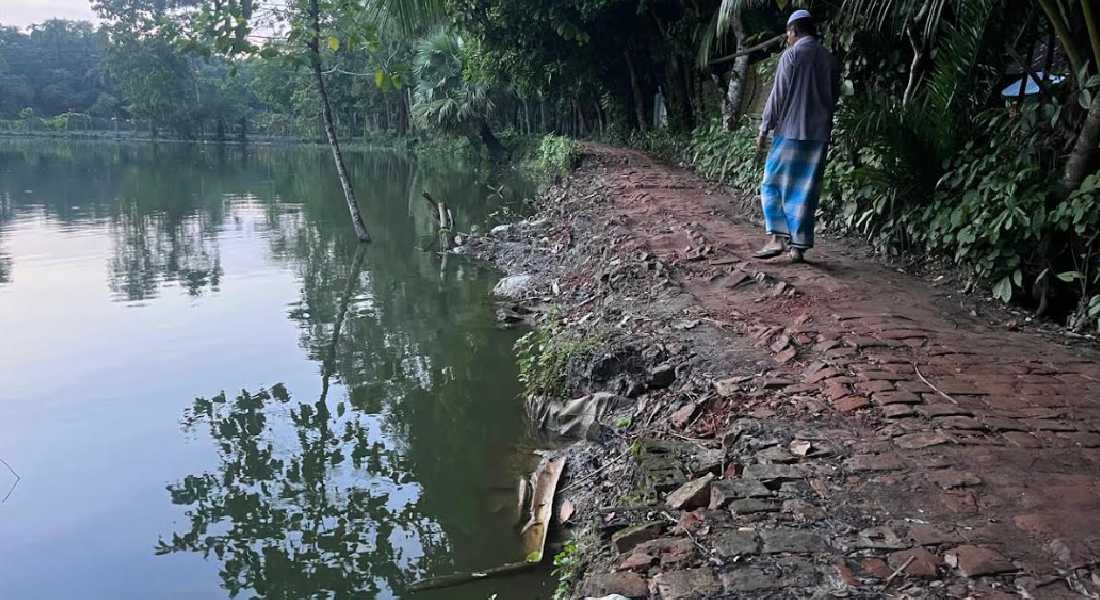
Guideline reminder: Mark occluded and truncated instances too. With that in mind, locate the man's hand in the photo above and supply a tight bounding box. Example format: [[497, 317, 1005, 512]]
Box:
[[756, 132, 768, 153], [754, 132, 768, 168]]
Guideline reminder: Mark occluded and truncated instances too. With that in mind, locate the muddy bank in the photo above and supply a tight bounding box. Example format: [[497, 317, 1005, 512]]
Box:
[[462, 144, 1100, 600]]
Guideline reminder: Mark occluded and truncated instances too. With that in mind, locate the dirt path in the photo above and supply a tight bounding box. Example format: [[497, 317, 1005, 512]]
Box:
[[473, 142, 1100, 598], [583, 142, 1100, 596]]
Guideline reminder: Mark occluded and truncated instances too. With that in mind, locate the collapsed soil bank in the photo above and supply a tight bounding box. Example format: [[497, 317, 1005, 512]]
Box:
[[464, 144, 1100, 600]]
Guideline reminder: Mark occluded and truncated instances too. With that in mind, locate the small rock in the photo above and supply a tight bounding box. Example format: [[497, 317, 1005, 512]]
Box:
[[687, 448, 725, 476], [677, 509, 732, 536], [489, 224, 512, 236], [612, 522, 664, 554], [789, 440, 812, 456], [757, 446, 796, 463], [944, 545, 1016, 577], [894, 431, 951, 449], [666, 473, 715, 510], [714, 377, 742, 398], [670, 403, 698, 429], [861, 558, 892, 579], [713, 529, 760, 557], [647, 363, 676, 389], [883, 404, 917, 419], [889, 547, 943, 578], [742, 463, 806, 481], [776, 346, 799, 364], [616, 552, 655, 572], [834, 396, 871, 412], [492, 274, 534, 298], [633, 537, 695, 567], [709, 479, 772, 508], [760, 527, 828, 554], [580, 572, 648, 599], [651, 568, 721, 599], [730, 498, 780, 515], [720, 559, 816, 591]]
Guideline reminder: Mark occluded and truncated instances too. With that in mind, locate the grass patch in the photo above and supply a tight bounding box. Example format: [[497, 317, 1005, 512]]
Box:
[[514, 316, 602, 400]]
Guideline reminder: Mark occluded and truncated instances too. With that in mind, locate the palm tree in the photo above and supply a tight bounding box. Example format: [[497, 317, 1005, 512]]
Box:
[[411, 30, 507, 158]]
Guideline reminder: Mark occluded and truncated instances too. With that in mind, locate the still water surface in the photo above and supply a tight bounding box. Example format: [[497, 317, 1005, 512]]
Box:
[[0, 140, 549, 599]]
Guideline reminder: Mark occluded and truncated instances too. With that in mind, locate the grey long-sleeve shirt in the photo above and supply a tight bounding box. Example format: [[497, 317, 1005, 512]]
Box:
[[759, 36, 840, 142]]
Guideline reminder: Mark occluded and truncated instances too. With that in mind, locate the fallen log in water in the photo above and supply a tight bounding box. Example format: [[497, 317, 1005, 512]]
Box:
[[409, 456, 565, 593], [407, 560, 537, 593]]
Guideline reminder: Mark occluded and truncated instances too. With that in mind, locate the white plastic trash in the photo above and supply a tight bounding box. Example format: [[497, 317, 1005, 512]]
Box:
[[1000, 71, 1065, 97]]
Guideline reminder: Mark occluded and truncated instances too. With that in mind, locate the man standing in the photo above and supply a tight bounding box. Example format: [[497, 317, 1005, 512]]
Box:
[[753, 9, 840, 263]]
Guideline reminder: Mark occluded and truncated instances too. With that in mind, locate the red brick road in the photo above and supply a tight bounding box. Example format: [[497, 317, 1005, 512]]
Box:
[[587, 143, 1100, 595]]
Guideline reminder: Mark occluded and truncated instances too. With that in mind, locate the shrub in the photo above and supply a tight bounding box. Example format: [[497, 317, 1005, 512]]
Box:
[[534, 134, 580, 178], [686, 118, 762, 193]]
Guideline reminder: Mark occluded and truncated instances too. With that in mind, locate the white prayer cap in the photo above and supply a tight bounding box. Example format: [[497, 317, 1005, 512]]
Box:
[[787, 9, 812, 25]]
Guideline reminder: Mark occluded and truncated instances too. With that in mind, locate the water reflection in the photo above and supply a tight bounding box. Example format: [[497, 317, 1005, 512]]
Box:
[[163, 384, 426, 598], [0, 139, 545, 599]]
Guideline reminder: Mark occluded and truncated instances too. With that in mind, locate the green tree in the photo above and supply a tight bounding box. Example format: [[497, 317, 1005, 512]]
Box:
[[105, 31, 199, 137], [412, 30, 506, 157]]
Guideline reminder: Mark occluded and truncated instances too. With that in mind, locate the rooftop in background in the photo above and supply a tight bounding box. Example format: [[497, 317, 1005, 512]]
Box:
[[1, 0, 99, 31]]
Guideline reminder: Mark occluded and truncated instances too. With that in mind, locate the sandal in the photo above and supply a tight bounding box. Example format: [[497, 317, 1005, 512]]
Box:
[[752, 244, 785, 259]]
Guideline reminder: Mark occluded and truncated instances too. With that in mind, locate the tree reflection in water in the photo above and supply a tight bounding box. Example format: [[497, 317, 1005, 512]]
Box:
[[147, 148, 539, 598], [161, 383, 440, 598]]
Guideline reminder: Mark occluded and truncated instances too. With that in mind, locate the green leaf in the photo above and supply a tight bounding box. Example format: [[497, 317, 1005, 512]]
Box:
[[1056, 270, 1084, 282], [374, 68, 385, 89], [992, 276, 1012, 303], [1012, 269, 1022, 287], [327, 36, 339, 51], [526, 551, 542, 563], [1088, 295, 1100, 318]]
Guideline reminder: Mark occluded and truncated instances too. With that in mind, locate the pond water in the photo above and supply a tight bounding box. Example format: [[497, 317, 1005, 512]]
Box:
[[0, 140, 551, 599]]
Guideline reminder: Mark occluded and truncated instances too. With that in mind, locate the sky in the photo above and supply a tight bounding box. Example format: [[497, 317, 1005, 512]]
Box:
[[2, 0, 99, 29]]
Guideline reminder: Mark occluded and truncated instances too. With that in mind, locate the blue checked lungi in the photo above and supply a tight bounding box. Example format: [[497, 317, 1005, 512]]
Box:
[[761, 135, 828, 249]]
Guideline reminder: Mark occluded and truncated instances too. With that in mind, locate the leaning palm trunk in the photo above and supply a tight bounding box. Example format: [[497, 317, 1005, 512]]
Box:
[[307, 0, 370, 242], [722, 5, 748, 131]]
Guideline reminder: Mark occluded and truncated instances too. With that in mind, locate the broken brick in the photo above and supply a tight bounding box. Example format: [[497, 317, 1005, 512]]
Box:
[[888, 547, 942, 578], [834, 395, 871, 412], [944, 545, 1016, 577]]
